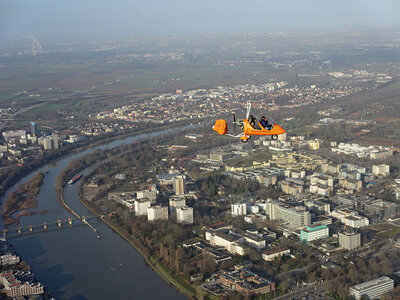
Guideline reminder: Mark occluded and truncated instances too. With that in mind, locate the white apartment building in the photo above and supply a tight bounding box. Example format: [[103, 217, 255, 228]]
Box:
[[169, 196, 186, 213], [331, 209, 369, 228], [137, 185, 158, 203], [339, 232, 361, 250], [134, 198, 151, 216], [265, 200, 311, 227], [147, 206, 168, 221], [176, 206, 193, 224], [372, 164, 390, 177], [231, 202, 247, 216]]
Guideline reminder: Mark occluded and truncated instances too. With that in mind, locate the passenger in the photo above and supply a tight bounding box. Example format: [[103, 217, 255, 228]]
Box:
[[248, 115, 257, 128], [260, 116, 272, 130]]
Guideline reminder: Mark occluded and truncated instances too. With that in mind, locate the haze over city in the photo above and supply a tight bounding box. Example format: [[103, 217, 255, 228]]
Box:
[[0, 1, 400, 300], [1, 0, 400, 40]]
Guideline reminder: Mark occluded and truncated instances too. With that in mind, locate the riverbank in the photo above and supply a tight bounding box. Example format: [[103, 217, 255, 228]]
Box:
[[0, 119, 194, 203], [64, 146, 199, 299], [77, 187, 196, 299], [2, 172, 45, 226]]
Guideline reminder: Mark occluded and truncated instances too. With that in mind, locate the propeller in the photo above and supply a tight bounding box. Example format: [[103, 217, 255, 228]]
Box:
[[232, 112, 242, 131]]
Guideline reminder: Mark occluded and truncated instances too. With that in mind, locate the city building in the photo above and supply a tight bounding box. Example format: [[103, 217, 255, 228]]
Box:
[[108, 192, 135, 210], [173, 175, 186, 195], [147, 206, 168, 221], [305, 199, 331, 215], [134, 198, 151, 216], [0, 239, 20, 266], [372, 164, 390, 177], [362, 200, 398, 221], [349, 276, 394, 300], [231, 202, 247, 216], [280, 179, 304, 195], [169, 196, 186, 213], [344, 215, 369, 228], [43, 136, 59, 150], [0, 271, 44, 298], [244, 214, 267, 224], [137, 184, 158, 203], [262, 247, 290, 261], [206, 230, 246, 255], [2, 130, 26, 142], [265, 200, 311, 227], [300, 225, 329, 242], [176, 206, 193, 224], [219, 269, 275, 297], [370, 151, 393, 160], [30, 122, 38, 136], [310, 173, 334, 196], [209, 151, 232, 162], [339, 232, 361, 250]]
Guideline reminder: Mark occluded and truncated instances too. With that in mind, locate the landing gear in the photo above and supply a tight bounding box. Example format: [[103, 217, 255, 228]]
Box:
[[271, 135, 278, 140], [240, 135, 251, 143]]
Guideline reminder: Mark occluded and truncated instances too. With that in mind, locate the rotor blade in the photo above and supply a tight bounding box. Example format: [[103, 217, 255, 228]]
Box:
[[246, 101, 251, 119]]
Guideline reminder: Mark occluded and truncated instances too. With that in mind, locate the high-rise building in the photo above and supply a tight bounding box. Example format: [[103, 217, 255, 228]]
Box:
[[173, 175, 186, 195], [339, 232, 361, 250], [176, 206, 193, 224], [231, 202, 247, 216], [43, 138, 52, 150], [134, 198, 151, 216], [169, 196, 186, 213], [349, 276, 394, 300], [43, 136, 59, 150], [147, 206, 168, 221], [30, 122, 38, 136]]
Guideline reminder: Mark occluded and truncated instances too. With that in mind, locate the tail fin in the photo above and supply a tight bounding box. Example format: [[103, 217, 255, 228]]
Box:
[[213, 119, 228, 135]]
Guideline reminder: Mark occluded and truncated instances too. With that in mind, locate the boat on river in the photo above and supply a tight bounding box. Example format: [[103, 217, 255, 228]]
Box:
[[68, 174, 83, 185]]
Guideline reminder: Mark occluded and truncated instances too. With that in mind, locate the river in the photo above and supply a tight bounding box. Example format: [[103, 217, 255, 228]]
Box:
[[0, 127, 195, 299]]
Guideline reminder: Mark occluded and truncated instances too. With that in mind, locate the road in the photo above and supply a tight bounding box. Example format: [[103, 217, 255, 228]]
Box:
[[0, 102, 49, 130]]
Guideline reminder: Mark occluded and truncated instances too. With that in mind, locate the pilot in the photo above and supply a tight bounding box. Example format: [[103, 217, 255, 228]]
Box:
[[248, 115, 257, 128], [260, 116, 272, 130]]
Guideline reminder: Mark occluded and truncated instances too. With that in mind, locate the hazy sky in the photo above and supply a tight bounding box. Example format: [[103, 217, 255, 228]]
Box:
[[1, 0, 400, 41]]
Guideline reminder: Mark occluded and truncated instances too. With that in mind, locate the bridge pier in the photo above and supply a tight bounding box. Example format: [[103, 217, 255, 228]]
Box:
[[43, 223, 47, 231], [17, 228, 22, 235], [82, 216, 86, 224], [29, 226, 33, 233], [68, 217, 73, 228], [57, 219, 62, 229]]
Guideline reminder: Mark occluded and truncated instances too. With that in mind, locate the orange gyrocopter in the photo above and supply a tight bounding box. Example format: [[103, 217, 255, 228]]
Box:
[[213, 101, 286, 142]]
